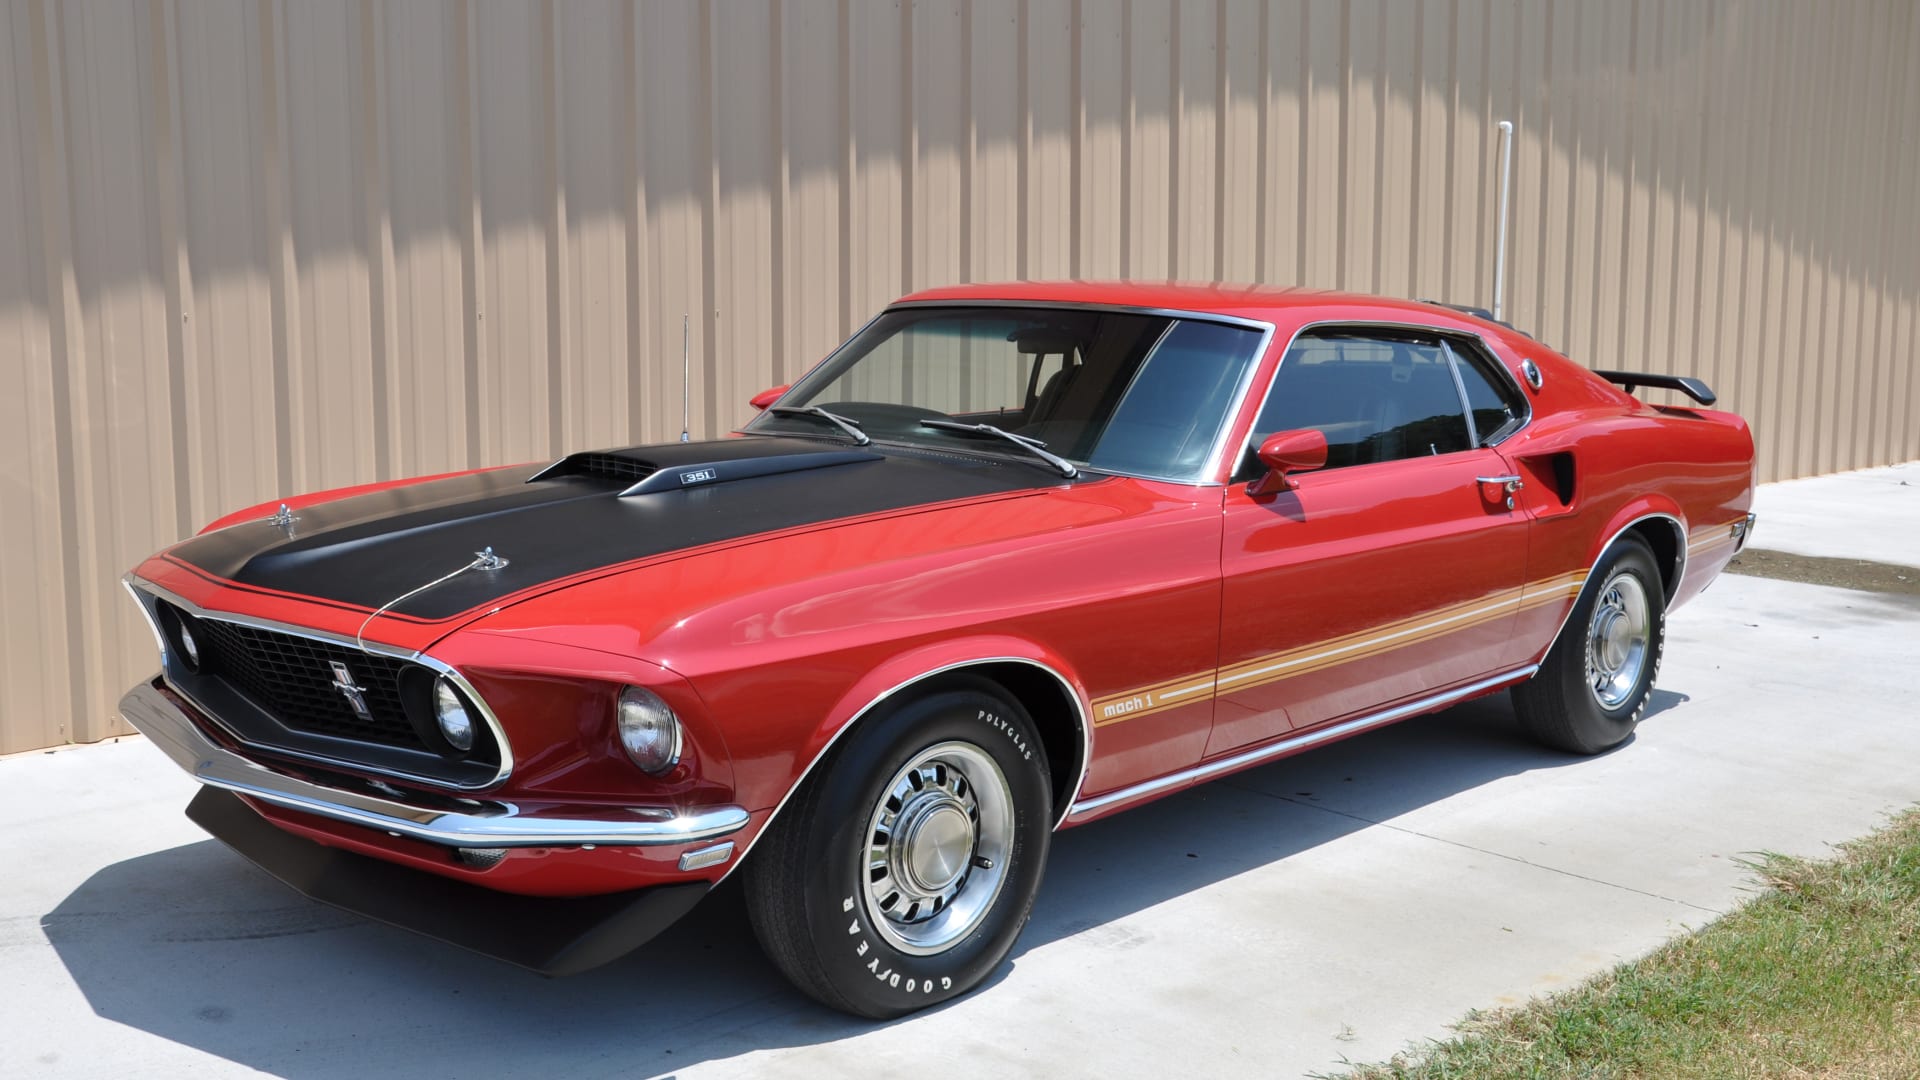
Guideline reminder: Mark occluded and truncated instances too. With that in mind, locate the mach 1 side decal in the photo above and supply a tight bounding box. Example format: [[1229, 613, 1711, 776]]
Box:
[[1093, 672, 1220, 725]]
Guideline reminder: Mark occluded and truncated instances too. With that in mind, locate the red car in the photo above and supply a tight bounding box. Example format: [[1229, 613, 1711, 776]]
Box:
[[119, 282, 1755, 1017]]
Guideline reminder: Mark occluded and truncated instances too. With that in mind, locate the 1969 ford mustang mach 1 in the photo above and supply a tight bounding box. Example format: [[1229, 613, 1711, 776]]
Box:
[[119, 282, 1755, 1017]]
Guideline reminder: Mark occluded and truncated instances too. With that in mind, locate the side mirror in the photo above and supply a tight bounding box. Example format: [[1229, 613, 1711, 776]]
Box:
[[748, 384, 789, 412], [1247, 429, 1328, 495]]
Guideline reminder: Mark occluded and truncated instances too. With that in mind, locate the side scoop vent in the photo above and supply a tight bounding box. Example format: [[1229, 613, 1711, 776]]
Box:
[[529, 447, 881, 497]]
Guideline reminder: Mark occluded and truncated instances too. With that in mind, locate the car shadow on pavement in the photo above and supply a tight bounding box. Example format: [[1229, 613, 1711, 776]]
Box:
[[42, 689, 1685, 1078]]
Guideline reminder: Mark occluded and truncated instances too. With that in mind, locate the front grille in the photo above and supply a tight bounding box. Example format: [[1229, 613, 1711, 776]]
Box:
[[195, 618, 425, 750]]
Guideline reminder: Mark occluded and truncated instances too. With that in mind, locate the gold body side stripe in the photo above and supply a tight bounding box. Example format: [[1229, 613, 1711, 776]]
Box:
[[1091, 672, 1218, 726], [1093, 568, 1592, 728], [1687, 528, 1740, 556], [1092, 522, 1748, 728]]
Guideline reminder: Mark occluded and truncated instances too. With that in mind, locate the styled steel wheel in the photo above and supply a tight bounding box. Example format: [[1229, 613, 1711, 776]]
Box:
[[863, 742, 1014, 955], [1513, 532, 1667, 755], [1585, 571, 1651, 710], [743, 677, 1052, 1018]]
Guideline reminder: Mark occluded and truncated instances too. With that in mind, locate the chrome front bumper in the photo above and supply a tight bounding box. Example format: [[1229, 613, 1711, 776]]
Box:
[[119, 680, 749, 848]]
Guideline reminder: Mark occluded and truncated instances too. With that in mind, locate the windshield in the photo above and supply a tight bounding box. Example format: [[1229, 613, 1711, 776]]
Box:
[[745, 306, 1266, 482]]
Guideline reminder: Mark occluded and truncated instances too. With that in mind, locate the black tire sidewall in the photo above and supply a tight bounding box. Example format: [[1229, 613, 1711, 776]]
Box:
[[1557, 537, 1666, 741], [796, 684, 1052, 1018]]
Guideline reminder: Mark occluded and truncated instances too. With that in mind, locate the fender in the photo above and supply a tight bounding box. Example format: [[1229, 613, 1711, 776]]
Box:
[[714, 636, 1093, 886], [1536, 506, 1688, 665]]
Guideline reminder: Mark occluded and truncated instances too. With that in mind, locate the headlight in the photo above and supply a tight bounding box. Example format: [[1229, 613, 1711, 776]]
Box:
[[616, 686, 682, 775], [432, 677, 476, 752]]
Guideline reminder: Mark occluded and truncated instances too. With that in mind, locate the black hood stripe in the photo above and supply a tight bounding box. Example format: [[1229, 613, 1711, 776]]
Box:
[[166, 437, 1060, 622]]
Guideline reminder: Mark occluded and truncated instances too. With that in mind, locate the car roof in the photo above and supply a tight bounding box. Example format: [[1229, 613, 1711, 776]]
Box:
[[895, 280, 1494, 328]]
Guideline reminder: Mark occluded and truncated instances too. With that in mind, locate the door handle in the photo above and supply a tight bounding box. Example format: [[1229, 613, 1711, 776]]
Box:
[[1476, 474, 1524, 509]]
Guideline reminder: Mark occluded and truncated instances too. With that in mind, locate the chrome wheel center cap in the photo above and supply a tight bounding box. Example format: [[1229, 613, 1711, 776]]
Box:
[[1596, 610, 1629, 669], [896, 798, 975, 894]]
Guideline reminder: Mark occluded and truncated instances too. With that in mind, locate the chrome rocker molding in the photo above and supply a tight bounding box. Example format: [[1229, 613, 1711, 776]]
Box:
[[714, 654, 1093, 886], [123, 574, 516, 792], [119, 681, 749, 848], [1066, 664, 1540, 822]]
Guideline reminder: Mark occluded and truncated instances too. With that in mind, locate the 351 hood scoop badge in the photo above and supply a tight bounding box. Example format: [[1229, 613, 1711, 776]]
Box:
[[615, 450, 879, 496]]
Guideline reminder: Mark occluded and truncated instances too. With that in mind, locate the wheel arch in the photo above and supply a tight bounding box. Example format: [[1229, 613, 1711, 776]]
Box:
[[717, 642, 1092, 886], [1591, 502, 1687, 602], [938, 660, 1088, 824], [1624, 513, 1685, 604], [1539, 508, 1687, 664]]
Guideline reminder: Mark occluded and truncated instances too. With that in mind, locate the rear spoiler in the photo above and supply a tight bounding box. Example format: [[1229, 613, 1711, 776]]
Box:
[[1591, 370, 1718, 407]]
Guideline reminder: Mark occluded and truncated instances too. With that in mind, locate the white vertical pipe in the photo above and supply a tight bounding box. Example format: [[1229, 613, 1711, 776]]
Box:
[[1493, 120, 1515, 322], [680, 313, 691, 442]]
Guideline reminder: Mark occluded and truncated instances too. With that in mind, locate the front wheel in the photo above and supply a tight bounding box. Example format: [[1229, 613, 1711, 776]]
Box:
[[743, 678, 1052, 1018], [1513, 533, 1667, 754]]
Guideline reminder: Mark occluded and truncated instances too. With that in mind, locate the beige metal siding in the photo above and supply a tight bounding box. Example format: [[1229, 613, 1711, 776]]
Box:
[[1, 0, 1914, 754]]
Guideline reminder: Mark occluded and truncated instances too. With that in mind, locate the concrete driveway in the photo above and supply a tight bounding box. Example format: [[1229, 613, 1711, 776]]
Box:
[[5, 463, 1918, 1078]]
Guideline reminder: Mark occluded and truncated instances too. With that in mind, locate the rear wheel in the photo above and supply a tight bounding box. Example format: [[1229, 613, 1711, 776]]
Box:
[[744, 678, 1052, 1018], [1513, 533, 1666, 754]]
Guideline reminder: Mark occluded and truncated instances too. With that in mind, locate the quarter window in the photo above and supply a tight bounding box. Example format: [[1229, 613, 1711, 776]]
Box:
[[1447, 340, 1528, 445], [1239, 331, 1474, 478]]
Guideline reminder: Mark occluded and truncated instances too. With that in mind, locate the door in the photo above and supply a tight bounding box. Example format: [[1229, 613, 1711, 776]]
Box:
[[1206, 329, 1532, 757]]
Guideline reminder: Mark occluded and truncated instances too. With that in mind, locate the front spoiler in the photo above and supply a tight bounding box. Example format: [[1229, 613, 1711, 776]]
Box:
[[188, 786, 709, 975]]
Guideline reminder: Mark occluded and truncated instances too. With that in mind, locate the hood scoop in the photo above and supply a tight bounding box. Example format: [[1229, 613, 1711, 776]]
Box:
[[528, 441, 882, 497], [529, 451, 659, 486]]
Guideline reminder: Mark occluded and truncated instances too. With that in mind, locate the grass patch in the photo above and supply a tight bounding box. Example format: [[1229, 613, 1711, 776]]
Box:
[[1338, 808, 1920, 1079]]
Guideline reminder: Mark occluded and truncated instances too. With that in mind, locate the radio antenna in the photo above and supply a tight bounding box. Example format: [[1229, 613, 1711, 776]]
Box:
[[680, 313, 691, 443]]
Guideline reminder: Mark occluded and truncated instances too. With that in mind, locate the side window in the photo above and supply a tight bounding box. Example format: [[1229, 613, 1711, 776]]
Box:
[[1447, 340, 1528, 444], [1237, 331, 1473, 480]]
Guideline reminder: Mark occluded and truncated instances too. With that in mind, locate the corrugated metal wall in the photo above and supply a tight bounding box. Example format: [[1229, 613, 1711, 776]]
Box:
[[2, 0, 1915, 754]]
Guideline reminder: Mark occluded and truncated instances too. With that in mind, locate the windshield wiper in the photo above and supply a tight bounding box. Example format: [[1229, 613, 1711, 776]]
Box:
[[918, 420, 1079, 478], [768, 405, 870, 446]]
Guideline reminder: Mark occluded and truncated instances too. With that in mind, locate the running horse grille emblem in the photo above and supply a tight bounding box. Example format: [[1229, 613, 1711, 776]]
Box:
[[328, 661, 373, 722]]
